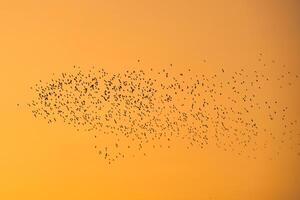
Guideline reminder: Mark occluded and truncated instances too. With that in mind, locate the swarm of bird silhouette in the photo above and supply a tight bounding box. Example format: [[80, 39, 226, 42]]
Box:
[[27, 56, 299, 164]]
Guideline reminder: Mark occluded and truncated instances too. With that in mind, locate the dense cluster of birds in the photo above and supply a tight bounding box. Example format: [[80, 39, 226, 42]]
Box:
[[26, 56, 300, 164]]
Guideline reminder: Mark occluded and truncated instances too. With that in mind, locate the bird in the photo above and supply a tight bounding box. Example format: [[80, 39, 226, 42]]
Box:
[[26, 55, 300, 164]]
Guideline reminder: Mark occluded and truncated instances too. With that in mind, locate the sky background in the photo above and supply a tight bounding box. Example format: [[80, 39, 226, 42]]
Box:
[[0, 0, 300, 199]]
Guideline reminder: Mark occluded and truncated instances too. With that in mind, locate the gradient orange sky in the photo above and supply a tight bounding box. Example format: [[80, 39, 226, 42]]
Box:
[[1, 1, 300, 199]]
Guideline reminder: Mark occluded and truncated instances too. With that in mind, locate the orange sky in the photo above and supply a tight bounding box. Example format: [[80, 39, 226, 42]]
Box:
[[0, 1, 300, 199]]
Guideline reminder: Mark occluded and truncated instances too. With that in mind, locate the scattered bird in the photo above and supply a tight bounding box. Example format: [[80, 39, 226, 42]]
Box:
[[26, 56, 300, 164]]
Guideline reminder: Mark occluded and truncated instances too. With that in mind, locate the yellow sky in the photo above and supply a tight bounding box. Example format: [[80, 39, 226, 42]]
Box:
[[0, 0, 300, 199]]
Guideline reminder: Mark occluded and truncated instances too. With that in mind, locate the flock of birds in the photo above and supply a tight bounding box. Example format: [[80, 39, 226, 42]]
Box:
[[26, 55, 300, 164]]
